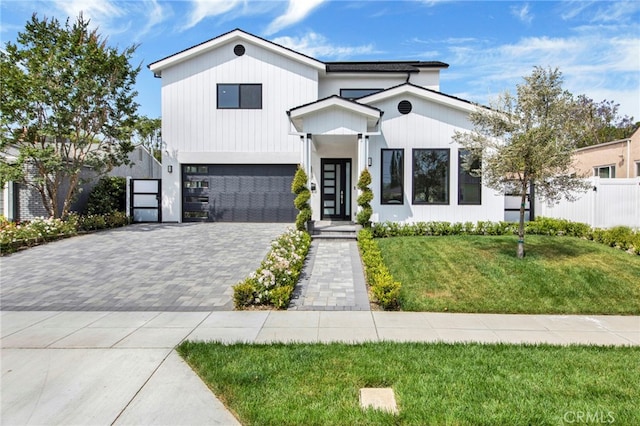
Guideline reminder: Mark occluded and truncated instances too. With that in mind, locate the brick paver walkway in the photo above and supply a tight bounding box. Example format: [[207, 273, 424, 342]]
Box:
[[290, 239, 370, 311]]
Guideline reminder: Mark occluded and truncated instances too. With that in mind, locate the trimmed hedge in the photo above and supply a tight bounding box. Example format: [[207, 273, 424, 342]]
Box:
[[371, 217, 640, 255], [357, 228, 401, 310]]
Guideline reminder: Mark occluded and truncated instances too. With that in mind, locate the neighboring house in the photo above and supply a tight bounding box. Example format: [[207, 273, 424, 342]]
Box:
[[1, 145, 161, 221], [148, 29, 504, 224], [573, 127, 640, 179]]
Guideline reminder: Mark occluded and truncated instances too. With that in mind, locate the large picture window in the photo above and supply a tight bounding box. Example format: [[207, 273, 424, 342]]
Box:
[[412, 149, 449, 204], [458, 150, 481, 205], [381, 149, 404, 204], [217, 84, 262, 109]]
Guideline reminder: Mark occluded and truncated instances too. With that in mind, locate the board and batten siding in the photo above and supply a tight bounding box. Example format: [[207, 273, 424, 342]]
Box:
[[318, 72, 440, 99], [159, 41, 320, 222], [160, 41, 319, 159], [367, 94, 504, 223]]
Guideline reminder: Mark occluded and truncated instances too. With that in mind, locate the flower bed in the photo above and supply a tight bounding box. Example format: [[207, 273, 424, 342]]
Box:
[[233, 228, 311, 309], [0, 212, 130, 254]]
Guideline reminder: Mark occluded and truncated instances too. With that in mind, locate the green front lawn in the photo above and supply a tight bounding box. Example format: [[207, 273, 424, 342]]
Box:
[[178, 341, 639, 425], [376, 235, 640, 314]]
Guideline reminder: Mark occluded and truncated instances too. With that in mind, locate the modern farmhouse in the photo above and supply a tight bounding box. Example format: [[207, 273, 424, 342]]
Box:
[[148, 29, 503, 223]]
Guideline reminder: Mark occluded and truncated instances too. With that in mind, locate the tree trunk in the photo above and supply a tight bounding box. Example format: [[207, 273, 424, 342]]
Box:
[[517, 183, 527, 259]]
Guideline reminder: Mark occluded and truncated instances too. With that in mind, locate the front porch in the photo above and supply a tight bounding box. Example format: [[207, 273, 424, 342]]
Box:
[[287, 96, 382, 222]]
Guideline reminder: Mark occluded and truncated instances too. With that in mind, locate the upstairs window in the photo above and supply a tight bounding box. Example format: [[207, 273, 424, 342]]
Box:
[[340, 88, 382, 100], [217, 84, 262, 109], [594, 165, 615, 178], [381, 149, 404, 204]]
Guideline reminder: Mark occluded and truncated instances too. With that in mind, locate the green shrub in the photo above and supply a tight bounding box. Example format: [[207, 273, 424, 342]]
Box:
[[269, 286, 293, 309], [357, 228, 402, 310], [356, 169, 373, 226], [370, 271, 401, 310], [603, 226, 634, 249], [233, 280, 256, 309], [291, 166, 312, 232], [87, 176, 126, 215]]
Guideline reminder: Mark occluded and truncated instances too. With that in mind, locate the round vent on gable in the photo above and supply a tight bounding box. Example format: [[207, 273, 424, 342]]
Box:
[[234, 44, 246, 56], [398, 100, 412, 114]]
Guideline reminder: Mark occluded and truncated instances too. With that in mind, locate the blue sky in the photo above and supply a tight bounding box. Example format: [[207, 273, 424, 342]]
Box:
[[2, 0, 639, 121]]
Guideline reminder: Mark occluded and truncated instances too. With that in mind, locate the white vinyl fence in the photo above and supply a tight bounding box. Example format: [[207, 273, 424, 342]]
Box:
[[537, 177, 640, 229]]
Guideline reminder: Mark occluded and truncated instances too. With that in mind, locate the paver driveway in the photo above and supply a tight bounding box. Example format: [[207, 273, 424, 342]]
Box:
[[1, 223, 290, 311]]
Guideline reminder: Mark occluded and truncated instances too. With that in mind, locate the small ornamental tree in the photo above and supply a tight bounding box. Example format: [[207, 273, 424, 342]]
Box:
[[291, 165, 311, 231], [453, 67, 590, 258], [356, 168, 373, 226]]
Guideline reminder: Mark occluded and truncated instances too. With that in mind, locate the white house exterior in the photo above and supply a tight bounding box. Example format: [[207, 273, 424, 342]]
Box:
[[148, 29, 504, 223]]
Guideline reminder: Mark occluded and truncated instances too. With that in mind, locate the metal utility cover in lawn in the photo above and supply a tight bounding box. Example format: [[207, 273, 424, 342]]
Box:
[[359, 388, 399, 414]]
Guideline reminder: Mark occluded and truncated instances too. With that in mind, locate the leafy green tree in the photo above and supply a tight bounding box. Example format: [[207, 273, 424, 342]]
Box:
[[575, 96, 637, 147], [0, 13, 140, 219], [134, 116, 162, 162], [453, 67, 589, 258]]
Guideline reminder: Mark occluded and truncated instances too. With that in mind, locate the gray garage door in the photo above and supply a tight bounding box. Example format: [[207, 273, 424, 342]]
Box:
[[182, 164, 297, 222]]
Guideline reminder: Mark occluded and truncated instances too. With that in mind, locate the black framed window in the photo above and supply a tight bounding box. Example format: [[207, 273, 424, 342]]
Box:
[[217, 84, 262, 109], [412, 149, 449, 204], [458, 150, 481, 205], [381, 149, 404, 204], [340, 88, 382, 100]]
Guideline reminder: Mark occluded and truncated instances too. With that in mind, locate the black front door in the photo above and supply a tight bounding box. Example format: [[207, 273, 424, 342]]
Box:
[[321, 159, 351, 220]]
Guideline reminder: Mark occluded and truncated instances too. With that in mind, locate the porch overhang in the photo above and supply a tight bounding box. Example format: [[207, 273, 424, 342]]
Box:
[[287, 95, 382, 135]]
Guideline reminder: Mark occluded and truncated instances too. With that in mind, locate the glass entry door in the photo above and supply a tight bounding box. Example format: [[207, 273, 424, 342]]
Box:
[[321, 159, 351, 220]]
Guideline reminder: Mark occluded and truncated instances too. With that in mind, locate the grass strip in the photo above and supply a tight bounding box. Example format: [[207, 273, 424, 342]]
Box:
[[178, 341, 639, 426]]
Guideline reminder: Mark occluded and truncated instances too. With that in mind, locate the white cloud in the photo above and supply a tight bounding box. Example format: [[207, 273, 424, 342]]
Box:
[[272, 31, 376, 59], [182, 0, 243, 30], [511, 3, 533, 24], [264, 0, 326, 35], [50, 0, 127, 32], [442, 27, 640, 119], [45, 0, 170, 40]]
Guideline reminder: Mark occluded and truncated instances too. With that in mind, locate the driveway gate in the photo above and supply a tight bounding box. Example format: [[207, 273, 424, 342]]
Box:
[[129, 179, 161, 223]]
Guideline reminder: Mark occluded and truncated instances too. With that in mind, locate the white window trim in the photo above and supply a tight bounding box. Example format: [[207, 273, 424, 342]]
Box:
[[594, 164, 616, 179]]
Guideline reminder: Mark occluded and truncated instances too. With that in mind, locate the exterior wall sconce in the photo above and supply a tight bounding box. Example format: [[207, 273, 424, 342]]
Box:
[[168, 165, 173, 173], [368, 157, 372, 167]]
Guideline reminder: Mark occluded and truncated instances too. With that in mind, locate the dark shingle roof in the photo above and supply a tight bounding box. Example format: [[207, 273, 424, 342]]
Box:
[[325, 61, 449, 73]]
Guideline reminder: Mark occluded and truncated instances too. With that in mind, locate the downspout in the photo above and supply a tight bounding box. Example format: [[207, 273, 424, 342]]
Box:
[[627, 139, 631, 178]]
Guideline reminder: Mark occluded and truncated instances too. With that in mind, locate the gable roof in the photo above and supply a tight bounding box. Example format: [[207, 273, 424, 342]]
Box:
[[358, 82, 479, 113], [326, 61, 448, 73], [287, 95, 383, 133], [148, 28, 326, 76], [148, 29, 449, 78]]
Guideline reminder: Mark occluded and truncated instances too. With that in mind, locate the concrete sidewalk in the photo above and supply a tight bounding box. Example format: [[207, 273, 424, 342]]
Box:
[[2, 311, 639, 425]]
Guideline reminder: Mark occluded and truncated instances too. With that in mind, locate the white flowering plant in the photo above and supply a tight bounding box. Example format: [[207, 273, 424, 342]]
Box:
[[0, 211, 130, 254], [233, 227, 311, 309]]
